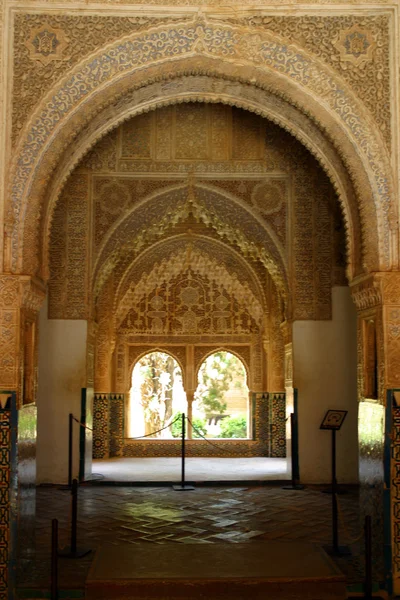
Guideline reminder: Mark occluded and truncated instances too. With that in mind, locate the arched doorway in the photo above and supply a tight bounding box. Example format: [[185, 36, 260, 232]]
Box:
[[3, 12, 397, 594], [36, 101, 357, 485]]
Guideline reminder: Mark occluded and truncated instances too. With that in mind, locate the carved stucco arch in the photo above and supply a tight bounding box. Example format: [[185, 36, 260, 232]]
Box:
[[43, 74, 361, 283], [8, 17, 393, 283], [114, 234, 267, 314], [127, 347, 187, 393], [194, 347, 250, 391], [114, 236, 267, 331], [93, 183, 289, 304]]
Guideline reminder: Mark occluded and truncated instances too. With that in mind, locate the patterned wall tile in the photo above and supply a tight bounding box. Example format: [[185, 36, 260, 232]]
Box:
[[269, 393, 286, 458], [93, 393, 109, 459], [109, 394, 125, 458], [96, 391, 287, 459], [0, 392, 16, 600]]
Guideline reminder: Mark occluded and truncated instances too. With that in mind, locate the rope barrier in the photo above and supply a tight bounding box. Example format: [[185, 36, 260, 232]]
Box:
[[73, 413, 179, 437], [187, 417, 233, 454], [72, 416, 94, 432], [124, 414, 181, 440]]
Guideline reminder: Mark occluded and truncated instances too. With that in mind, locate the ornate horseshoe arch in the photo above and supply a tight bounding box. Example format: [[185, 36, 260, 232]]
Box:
[[8, 16, 394, 281], [127, 347, 187, 394], [113, 235, 268, 321], [194, 347, 251, 390], [92, 183, 289, 308], [43, 74, 361, 284]]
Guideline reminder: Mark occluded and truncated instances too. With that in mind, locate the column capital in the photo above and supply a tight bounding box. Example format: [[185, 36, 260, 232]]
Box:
[[350, 272, 400, 311], [350, 274, 382, 311], [0, 274, 46, 311]]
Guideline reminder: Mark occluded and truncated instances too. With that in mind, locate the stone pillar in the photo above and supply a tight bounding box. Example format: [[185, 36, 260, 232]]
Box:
[[351, 273, 400, 593], [292, 287, 358, 484], [186, 390, 194, 439], [0, 275, 45, 596]]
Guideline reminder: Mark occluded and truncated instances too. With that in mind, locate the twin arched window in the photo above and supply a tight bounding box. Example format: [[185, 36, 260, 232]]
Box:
[[128, 351, 250, 439]]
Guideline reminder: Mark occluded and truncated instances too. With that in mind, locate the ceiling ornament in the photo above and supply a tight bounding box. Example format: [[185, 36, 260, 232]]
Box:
[[251, 180, 284, 216], [115, 245, 264, 330], [94, 183, 288, 301]]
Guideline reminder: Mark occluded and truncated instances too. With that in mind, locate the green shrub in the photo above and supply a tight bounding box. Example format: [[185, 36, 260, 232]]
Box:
[[218, 416, 247, 439], [171, 413, 208, 439]]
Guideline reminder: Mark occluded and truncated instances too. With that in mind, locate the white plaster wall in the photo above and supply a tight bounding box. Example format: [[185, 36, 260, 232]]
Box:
[[37, 297, 88, 484], [293, 287, 358, 484]]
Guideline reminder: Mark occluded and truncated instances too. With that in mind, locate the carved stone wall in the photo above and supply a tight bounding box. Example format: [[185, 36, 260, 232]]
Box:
[[49, 105, 345, 329], [13, 14, 390, 148], [43, 104, 346, 447], [48, 174, 90, 319], [0, 276, 45, 405], [1, 3, 400, 595], [6, 13, 393, 285]]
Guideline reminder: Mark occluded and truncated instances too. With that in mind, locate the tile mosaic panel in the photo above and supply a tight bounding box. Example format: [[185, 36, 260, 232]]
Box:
[[122, 439, 268, 458], [269, 393, 286, 458], [254, 392, 270, 452], [94, 391, 287, 458], [109, 394, 125, 458], [93, 393, 109, 459], [0, 392, 16, 600], [390, 396, 400, 592]]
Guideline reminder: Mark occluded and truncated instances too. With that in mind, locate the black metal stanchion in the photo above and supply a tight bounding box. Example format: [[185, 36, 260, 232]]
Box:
[[173, 413, 194, 491], [58, 479, 91, 558], [283, 413, 304, 490], [51, 519, 58, 600], [68, 412, 73, 488], [364, 515, 372, 599], [59, 413, 74, 491], [323, 428, 350, 556]]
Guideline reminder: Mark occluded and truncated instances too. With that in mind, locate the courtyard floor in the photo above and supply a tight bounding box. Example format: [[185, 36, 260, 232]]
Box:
[[17, 483, 371, 596]]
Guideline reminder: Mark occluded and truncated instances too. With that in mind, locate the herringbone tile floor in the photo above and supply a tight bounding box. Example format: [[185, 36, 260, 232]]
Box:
[[19, 484, 366, 592]]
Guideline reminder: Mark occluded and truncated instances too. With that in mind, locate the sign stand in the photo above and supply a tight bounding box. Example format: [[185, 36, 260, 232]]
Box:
[[320, 409, 350, 556]]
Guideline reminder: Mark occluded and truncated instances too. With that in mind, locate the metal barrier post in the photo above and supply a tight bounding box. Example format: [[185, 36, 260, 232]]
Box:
[[173, 414, 194, 491], [283, 413, 304, 490], [364, 515, 372, 599], [58, 478, 91, 558], [51, 519, 58, 600], [68, 412, 73, 489]]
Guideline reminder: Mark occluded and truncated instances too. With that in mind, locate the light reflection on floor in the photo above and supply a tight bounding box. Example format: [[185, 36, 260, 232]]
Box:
[[92, 457, 289, 482]]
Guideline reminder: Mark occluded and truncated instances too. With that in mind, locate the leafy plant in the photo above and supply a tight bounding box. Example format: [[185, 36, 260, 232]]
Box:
[[171, 413, 208, 439], [195, 351, 246, 416], [218, 416, 247, 439]]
